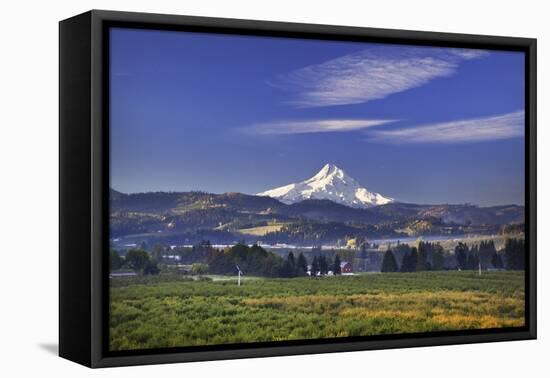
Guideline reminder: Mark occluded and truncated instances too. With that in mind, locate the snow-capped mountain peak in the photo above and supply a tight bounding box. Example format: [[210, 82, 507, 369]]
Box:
[[257, 163, 394, 208], [309, 163, 345, 181]]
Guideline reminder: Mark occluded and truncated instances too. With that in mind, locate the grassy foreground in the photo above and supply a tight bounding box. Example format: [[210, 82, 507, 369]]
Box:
[[109, 271, 525, 351]]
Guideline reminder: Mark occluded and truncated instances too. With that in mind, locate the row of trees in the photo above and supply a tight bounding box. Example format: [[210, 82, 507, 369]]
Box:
[[382, 241, 446, 273], [455, 240, 503, 270], [208, 243, 281, 276], [167, 241, 355, 276], [280, 252, 308, 277], [381, 238, 525, 273], [113, 237, 525, 276], [115, 241, 316, 278], [311, 254, 342, 275], [503, 238, 525, 270], [208, 243, 345, 278]]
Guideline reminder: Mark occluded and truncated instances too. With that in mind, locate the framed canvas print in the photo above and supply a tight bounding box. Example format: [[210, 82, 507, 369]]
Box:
[[59, 10, 536, 368]]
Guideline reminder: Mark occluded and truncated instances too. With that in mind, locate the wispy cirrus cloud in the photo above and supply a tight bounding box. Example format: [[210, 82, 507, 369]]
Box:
[[240, 118, 395, 135], [270, 46, 488, 108], [367, 111, 524, 144]]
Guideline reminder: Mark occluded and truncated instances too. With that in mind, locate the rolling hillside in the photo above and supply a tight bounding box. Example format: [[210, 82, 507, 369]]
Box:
[[110, 188, 524, 246]]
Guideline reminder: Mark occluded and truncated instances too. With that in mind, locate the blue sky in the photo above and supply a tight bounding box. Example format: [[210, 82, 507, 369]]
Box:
[[110, 28, 525, 206]]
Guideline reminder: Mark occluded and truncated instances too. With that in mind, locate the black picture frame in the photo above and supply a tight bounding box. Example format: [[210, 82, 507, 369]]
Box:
[[59, 9, 537, 368]]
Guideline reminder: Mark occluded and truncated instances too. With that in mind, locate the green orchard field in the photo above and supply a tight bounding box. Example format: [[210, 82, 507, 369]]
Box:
[[109, 271, 525, 351]]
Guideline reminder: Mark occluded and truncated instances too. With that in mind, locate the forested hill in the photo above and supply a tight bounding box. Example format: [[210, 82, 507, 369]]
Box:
[[109, 189, 524, 245], [111, 189, 523, 224]]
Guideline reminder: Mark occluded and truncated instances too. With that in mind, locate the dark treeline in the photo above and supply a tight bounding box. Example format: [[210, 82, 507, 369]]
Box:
[[208, 243, 285, 277], [381, 238, 525, 273], [111, 241, 347, 278], [310, 254, 342, 276], [112, 237, 525, 276], [166, 240, 347, 277], [208, 243, 343, 278], [503, 238, 525, 270], [110, 248, 160, 275]]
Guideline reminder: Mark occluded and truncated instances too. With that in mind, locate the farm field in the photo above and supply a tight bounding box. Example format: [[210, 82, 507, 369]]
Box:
[[109, 271, 525, 351], [237, 222, 288, 236]]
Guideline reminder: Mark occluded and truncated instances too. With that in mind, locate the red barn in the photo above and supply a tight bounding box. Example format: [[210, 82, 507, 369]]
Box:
[[340, 261, 353, 274]]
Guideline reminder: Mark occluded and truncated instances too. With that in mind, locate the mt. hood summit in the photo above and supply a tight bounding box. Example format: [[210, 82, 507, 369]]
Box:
[[257, 163, 394, 208]]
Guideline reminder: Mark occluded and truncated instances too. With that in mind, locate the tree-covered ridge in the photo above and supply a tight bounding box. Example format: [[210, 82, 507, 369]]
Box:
[[111, 189, 524, 225], [260, 221, 401, 245], [110, 189, 524, 246]]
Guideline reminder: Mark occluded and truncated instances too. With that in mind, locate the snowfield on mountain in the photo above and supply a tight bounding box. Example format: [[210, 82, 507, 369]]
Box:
[[257, 163, 394, 208]]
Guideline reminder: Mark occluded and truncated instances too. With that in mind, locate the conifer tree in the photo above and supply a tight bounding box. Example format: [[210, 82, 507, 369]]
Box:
[[381, 249, 398, 272], [400, 252, 410, 272], [333, 254, 342, 274], [491, 252, 503, 269], [400, 247, 418, 272], [432, 244, 446, 271], [409, 247, 419, 272], [311, 256, 320, 276], [468, 245, 479, 270], [287, 251, 296, 276], [297, 253, 308, 275], [416, 242, 428, 271], [504, 238, 525, 270], [319, 255, 328, 274], [455, 242, 469, 270]]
